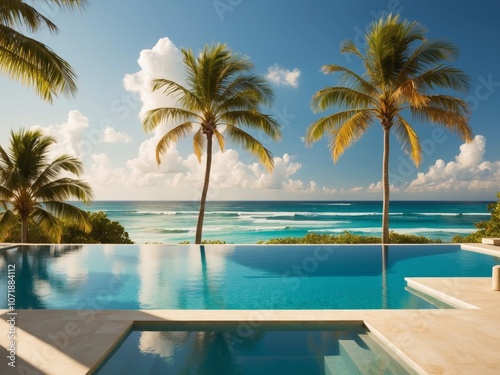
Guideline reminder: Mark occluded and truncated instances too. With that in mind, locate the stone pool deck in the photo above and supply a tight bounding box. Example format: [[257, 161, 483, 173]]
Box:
[[1, 243, 499, 375]]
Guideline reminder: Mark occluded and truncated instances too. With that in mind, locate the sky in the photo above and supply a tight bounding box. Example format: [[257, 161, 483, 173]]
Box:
[[1, 0, 500, 201]]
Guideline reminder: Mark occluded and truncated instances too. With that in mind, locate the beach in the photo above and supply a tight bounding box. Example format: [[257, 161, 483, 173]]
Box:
[[73, 201, 490, 244]]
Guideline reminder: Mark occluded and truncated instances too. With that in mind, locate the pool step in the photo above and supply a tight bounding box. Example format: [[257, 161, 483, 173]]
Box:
[[324, 354, 362, 375], [357, 333, 416, 374], [338, 335, 414, 374]]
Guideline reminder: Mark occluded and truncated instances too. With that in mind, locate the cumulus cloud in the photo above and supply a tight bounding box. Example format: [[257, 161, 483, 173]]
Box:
[[406, 135, 500, 192], [123, 37, 185, 120], [266, 64, 300, 88], [368, 181, 401, 193], [87, 144, 317, 196], [31, 110, 89, 158], [102, 127, 133, 143]]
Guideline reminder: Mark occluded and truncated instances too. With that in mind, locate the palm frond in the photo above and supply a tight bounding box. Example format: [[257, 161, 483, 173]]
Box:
[[422, 94, 470, 116], [155, 122, 194, 164], [412, 66, 470, 93], [151, 78, 202, 111], [393, 79, 430, 108], [0, 210, 18, 241], [0, 25, 78, 101], [394, 115, 422, 166], [193, 128, 206, 161], [330, 110, 374, 162], [224, 125, 274, 172], [411, 107, 472, 142], [321, 64, 377, 96], [32, 154, 84, 191], [217, 75, 275, 108], [340, 39, 365, 61], [142, 107, 198, 133], [219, 110, 281, 141], [305, 109, 373, 146], [40, 201, 92, 232], [34, 178, 93, 203], [213, 129, 225, 153], [311, 87, 374, 113], [30, 207, 63, 242], [0, 0, 58, 32], [396, 39, 460, 82]]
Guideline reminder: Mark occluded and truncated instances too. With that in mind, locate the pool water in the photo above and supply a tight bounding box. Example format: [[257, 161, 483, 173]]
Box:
[[0, 244, 498, 309], [93, 323, 417, 375]]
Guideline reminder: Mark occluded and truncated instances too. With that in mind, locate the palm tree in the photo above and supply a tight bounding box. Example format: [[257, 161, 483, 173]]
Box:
[[0, 128, 93, 243], [143, 43, 281, 244], [305, 14, 472, 243], [0, 0, 86, 102]]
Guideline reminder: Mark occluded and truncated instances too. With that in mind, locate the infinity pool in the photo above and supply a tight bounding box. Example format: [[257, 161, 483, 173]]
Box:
[[0, 244, 498, 309]]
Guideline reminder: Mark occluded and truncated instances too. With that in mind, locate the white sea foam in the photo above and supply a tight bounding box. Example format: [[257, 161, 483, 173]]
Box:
[[251, 218, 349, 226], [310, 227, 475, 234], [417, 212, 490, 217]]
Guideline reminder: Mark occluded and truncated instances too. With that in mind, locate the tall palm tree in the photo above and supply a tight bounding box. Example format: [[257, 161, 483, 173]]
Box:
[[0, 128, 93, 243], [143, 43, 281, 244], [305, 14, 472, 243], [0, 0, 86, 102]]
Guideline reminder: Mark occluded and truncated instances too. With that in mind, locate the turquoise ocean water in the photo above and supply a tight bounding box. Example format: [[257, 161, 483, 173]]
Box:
[[73, 201, 491, 244]]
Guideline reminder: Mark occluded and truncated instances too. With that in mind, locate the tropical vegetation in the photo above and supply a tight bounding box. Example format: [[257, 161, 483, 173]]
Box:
[[2, 211, 133, 244], [143, 43, 281, 244], [0, 128, 92, 243], [305, 14, 472, 243], [258, 231, 442, 245], [453, 193, 500, 243], [62, 211, 133, 244], [0, 0, 86, 102]]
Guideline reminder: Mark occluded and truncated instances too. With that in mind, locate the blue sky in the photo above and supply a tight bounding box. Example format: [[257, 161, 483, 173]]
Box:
[[2, 0, 500, 200]]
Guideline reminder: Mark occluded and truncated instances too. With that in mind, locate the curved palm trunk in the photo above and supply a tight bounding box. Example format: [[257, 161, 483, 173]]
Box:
[[382, 127, 390, 244], [195, 135, 213, 244], [21, 216, 28, 243]]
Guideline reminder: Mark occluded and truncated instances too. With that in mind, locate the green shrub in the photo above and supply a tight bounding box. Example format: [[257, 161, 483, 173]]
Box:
[[453, 193, 500, 243], [62, 211, 133, 244], [179, 240, 227, 244], [3, 211, 133, 244], [257, 231, 440, 244]]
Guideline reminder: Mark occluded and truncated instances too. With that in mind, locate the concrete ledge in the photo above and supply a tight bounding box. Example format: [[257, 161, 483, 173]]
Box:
[[482, 238, 500, 246], [461, 243, 500, 256]]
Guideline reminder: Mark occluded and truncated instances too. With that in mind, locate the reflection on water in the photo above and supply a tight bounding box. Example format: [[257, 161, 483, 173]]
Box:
[[96, 324, 367, 375], [0, 244, 498, 310], [0, 245, 83, 308]]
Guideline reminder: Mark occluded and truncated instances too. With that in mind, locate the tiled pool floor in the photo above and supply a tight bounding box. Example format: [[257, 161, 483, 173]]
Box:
[[1, 244, 499, 375]]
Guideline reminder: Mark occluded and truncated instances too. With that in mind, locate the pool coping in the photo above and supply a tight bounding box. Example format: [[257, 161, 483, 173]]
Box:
[[1, 243, 500, 374]]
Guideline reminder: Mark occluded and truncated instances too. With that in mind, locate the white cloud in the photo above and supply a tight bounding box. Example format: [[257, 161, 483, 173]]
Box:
[[406, 135, 500, 192], [368, 181, 401, 193], [322, 187, 338, 194], [123, 37, 185, 120], [31, 110, 89, 159], [102, 127, 133, 143], [266, 64, 300, 88], [87, 144, 317, 197]]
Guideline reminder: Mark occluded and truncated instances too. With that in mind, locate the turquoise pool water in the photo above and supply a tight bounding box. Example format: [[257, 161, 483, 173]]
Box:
[[0, 244, 498, 309], [94, 323, 416, 375]]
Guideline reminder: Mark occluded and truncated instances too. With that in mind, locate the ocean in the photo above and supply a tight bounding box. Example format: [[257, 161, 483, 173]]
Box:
[[73, 201, 491, 244]]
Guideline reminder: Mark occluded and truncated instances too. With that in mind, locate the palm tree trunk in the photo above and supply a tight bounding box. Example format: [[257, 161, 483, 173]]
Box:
[[21, 217, 28, 243], [195, 135, 213, 244], [382, 127, 390, 244]]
